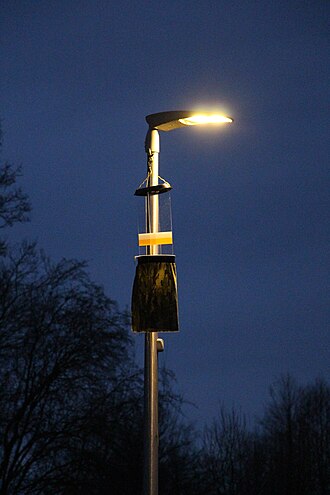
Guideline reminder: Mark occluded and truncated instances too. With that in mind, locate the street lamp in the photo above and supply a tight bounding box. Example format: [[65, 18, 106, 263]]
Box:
[[132, 110, 233, 495]]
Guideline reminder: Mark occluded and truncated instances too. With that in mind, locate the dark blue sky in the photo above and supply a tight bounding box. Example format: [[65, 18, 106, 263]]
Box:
[[1, 0, 329, 427]]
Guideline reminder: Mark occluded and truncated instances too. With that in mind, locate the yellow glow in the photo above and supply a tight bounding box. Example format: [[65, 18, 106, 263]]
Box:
[[178, 114, 233, 126], [138, 231, 173, 246]]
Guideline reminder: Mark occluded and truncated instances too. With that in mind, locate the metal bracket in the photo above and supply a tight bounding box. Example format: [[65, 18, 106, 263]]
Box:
[[156, 338, 165, 353]]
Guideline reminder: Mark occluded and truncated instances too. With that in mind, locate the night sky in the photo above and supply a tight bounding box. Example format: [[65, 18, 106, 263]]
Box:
[[1, 1, 329, 427]]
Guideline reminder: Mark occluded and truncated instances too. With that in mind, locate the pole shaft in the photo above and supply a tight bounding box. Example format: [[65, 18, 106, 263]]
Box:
[[143, 128, 160, 495], [143, 332, 159, 495]]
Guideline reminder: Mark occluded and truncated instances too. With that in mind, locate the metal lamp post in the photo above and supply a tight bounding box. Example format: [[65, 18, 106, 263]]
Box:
[[132, 110, 233, 495]]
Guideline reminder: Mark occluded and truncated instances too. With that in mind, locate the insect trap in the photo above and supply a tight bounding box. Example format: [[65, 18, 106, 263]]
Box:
[[131, 175, 179, 333]]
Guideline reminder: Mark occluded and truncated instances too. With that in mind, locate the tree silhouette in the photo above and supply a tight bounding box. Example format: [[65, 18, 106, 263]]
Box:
[[0, 128, 31, 255], [200, 377, 330, 495], [0, 243, 136, 494], [201, 406, 252, 495], [255, 375, 330, 495]]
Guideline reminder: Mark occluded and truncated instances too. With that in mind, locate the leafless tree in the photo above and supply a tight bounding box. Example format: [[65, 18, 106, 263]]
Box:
[[0, 243, 134, 494], [201, 406, 252, 495], [0, 128, 31, 255], [259, 374, 330, 495]]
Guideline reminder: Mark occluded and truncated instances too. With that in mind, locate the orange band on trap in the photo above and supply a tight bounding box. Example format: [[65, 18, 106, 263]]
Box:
[[138, 231, 173, 246]]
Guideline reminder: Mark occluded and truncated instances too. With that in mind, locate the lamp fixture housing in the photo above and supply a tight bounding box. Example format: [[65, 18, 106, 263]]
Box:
[[146, 110, 233, 131]]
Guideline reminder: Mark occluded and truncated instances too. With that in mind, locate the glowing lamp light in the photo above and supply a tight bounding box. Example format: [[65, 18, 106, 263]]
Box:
[[146, 110, 233, 131], [178, 114, 233, 126]]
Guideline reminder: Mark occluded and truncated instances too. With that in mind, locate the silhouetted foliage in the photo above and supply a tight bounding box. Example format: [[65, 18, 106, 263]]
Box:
[[0, 243, 138, 494], [200, 406, 252, 495], [0, 129, 31, 255], [200, 376, 330, 495], [158, 368, 201, 495], [0, 164, 30, 230], [259, 375, 330, 495]]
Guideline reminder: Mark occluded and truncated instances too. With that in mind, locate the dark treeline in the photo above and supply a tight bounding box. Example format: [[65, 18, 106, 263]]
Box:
[[200, 375, 330, 495], [0, 145, 329, 494]]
